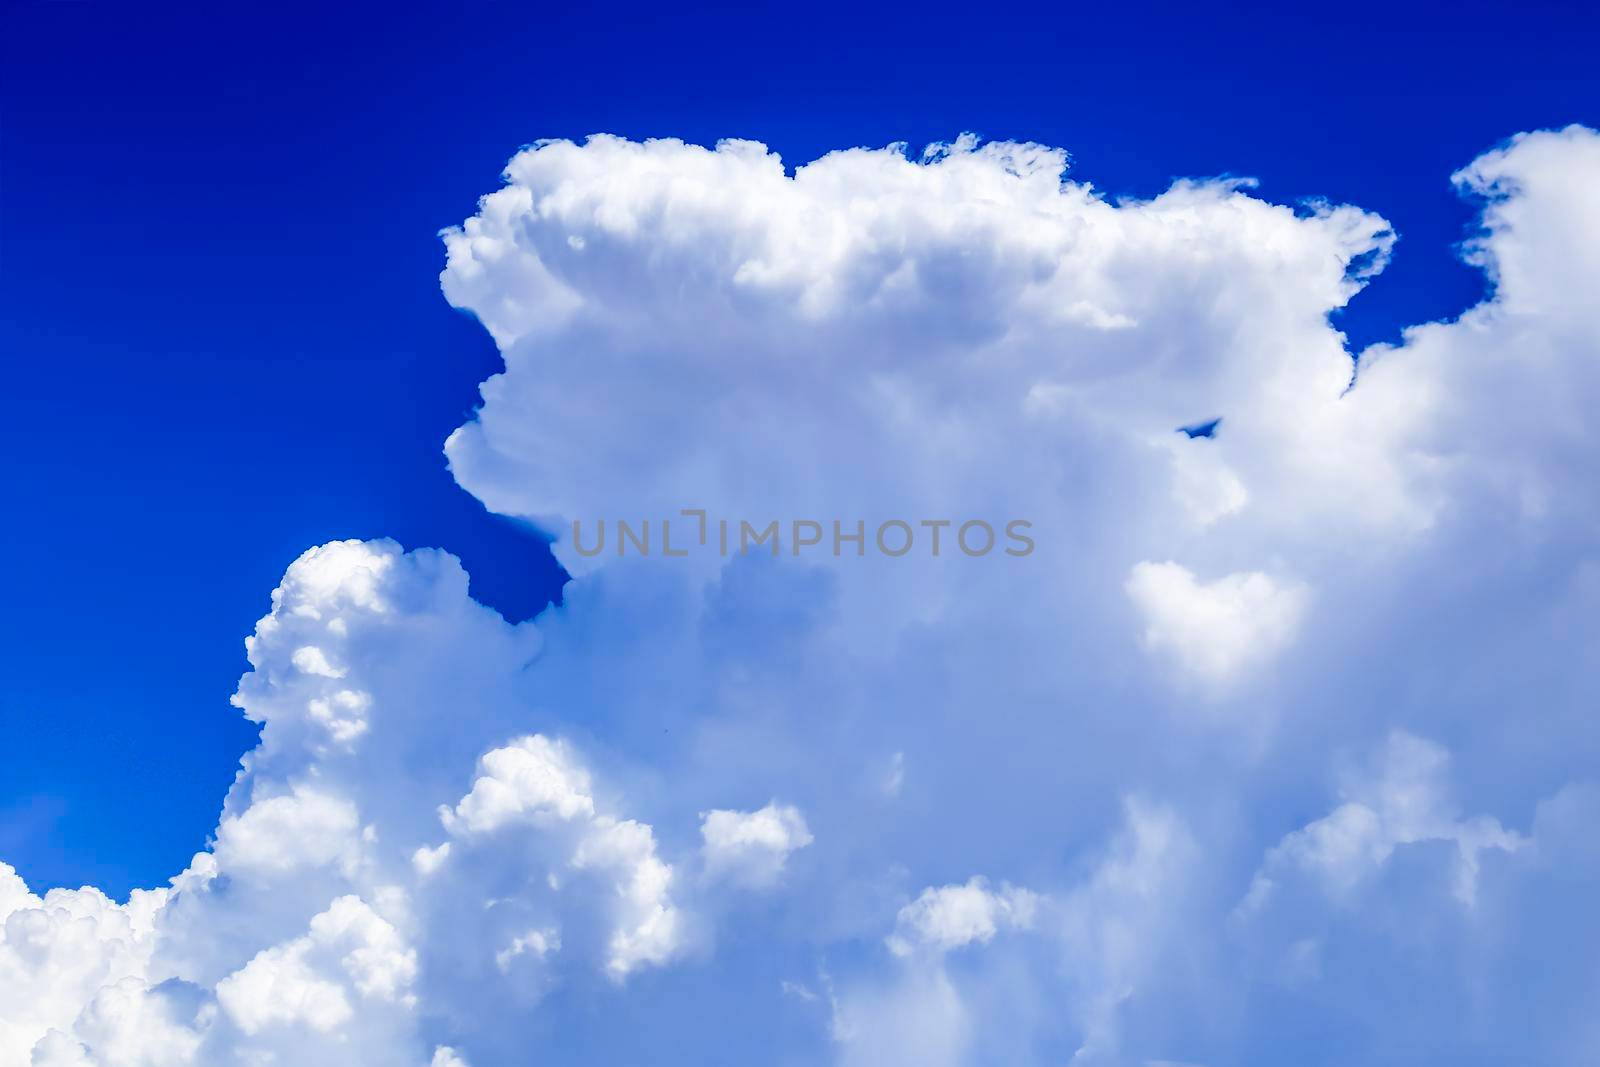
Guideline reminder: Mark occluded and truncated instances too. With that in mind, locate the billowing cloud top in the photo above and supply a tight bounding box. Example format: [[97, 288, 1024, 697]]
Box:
[[4, 126, 1599, 1066]]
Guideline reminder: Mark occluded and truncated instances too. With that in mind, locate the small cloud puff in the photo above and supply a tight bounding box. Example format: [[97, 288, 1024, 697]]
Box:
[[886, 877, 1039, 957], [699, 802, 814, 888], [1125, 561, 1310, 687]]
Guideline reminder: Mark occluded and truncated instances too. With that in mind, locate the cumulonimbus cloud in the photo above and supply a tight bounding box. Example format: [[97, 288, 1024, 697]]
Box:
[[5, 126, 1600, 1065]]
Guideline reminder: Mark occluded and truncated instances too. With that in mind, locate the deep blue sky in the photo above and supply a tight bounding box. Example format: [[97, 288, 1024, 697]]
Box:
[[1, 0, 1595, 899]]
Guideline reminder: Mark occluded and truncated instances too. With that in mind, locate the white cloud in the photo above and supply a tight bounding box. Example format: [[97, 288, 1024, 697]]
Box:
[[215, 894, 416, 1036], [213, 783, 363, 877], [494, 928, 559, 973], [216, 938, 352, 1036], [700, 802, 813, 888], [1239, 731, 1523, 914], [1053, 799, 1196, 1060], [0, 866, 168, 1066], [1124, 561, 1310, 686], [441, 736, 597, 833], [846, 799, 1195, 1064], [438, 134, 1419, 621], [885, 877, 1038, 957], [5, 124, 1600, 1065], [291, 646, 347, 679], [31, 978, 203, 1067], [569, 815, 681, 979], [409, 843, 450, 877], [439, 734, 683, 980]]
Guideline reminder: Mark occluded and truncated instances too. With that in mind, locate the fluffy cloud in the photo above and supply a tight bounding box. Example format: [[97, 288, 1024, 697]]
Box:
[[441, 736, 597, 832], [1, 541, 819, 1063], [699, 802, 813, 889], [837, 799, 1193, 1065], [0, 869, 168, 1065], [5, 125, 1600, 1065], [885, 877, 1038, 957], [439, 134, 1414, 621], [212, 784, 363, 877], [218, 893, 418, 1038], [1124, 562, 1310, 687], [1238, 732, 1523, 913]]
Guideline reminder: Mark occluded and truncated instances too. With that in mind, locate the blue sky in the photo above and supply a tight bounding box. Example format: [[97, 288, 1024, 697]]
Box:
[[2, 4, 1599, 1064]]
